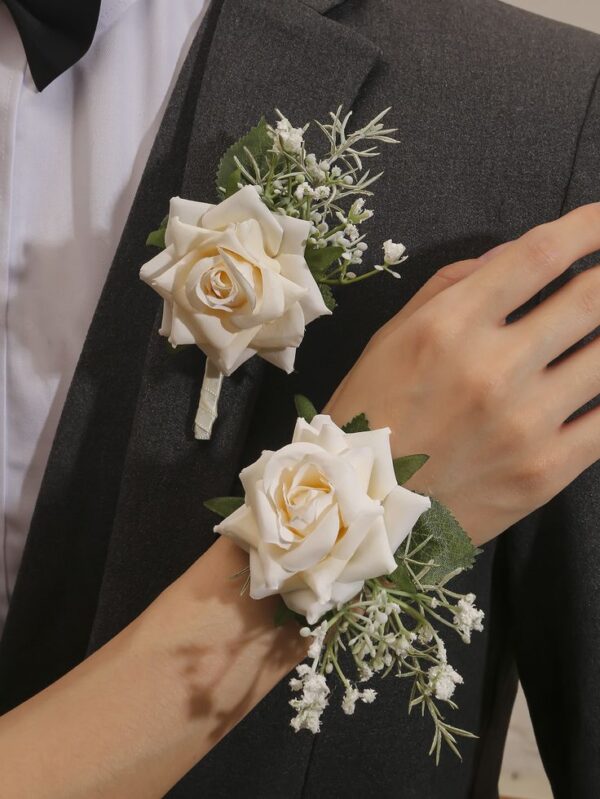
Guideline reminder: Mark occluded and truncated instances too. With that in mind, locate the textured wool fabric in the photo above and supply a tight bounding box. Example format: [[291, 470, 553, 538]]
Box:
[[1, 1, 600, 797], [0, 0, 228, 712]]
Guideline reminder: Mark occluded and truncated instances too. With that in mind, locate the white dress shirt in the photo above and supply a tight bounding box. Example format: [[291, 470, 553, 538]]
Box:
[[0, 0, 209, 635]]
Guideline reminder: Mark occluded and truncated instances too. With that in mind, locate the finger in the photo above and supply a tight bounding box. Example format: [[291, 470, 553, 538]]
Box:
[[476, 241, 513, 264], [508, 264, 600, 369], [558, 398, 600, 480], [388, 250, 499, 327], [395, 259, 482, 321], [460, 202, 600, 322], [540, 334, 600, 423]]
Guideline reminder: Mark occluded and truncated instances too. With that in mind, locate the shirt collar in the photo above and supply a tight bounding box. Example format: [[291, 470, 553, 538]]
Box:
[[96, 0, 140, 38]]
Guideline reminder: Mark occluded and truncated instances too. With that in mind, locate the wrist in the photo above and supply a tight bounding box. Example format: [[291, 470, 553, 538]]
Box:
[[138, 536, 308, 700]]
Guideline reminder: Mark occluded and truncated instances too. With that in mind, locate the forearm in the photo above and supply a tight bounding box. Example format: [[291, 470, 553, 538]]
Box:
[[0, 536, 306, 799]]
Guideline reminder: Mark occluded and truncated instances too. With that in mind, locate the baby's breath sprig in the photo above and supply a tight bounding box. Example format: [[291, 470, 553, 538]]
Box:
[[288, 525, 484, 763], [215, 106, 409, 310]]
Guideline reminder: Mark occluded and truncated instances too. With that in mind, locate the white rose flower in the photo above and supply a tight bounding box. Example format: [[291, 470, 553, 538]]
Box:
[[139, 185, 330, 376], [215, 414, 431, 624]]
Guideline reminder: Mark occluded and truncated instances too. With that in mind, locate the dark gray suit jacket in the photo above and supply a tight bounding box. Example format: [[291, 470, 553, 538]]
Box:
[[1, 1, 599, 797]]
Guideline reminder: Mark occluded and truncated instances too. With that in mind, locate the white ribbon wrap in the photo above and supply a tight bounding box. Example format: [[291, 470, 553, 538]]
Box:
[[194, 360, 224, 440]]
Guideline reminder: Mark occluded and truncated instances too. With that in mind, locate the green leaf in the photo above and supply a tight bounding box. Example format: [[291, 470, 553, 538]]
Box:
[[393, 454, 429, 485], [294, 394, 318, 423], [216, 117, 272, 199], [305, 244, 345, 278], [387, 561, 416, 593], [203, 496, 244, 519], [274, 599, 305, 627], [318, 283, 337, 312], [223, 167, 242, 199], [146, 214, 168, 249], [405, 498, 480, 585], [342, 412, 370, 433]]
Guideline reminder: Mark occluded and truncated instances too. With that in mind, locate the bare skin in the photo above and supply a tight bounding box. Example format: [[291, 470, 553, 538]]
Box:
[[326, 201, 600, 545], [2, 202, 600, 796], [0, 536, 307, 799]]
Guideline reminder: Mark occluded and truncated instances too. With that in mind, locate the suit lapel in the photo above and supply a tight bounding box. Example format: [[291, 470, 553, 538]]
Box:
[[0, 0, 380, 701], [88, 0, 380, 649], [0, 0, 228, 710]]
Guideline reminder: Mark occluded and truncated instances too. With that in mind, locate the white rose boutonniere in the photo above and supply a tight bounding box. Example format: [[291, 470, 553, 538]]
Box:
[[142, 106, 410, 439], [140, 185, 329, 376], [215, 413, 431, 624], [206, 397, 484, 760]]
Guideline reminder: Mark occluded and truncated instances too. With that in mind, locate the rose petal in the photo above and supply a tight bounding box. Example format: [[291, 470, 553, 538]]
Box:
[[233, 217, 268, 258], [256, 542, 293, 592], [252, 302, 305, 349], [281, 587, 335, 624], [383, 485, 432, 552], [278, 253, 331, 324], [281, 576, 365, 623], [266, 269, 307, 313], [202, 185, 283, 257], [278, 214, 311, 257], [248, 548, 272, 599], [345, 428, 397, 501], [139, 244, 177, 286], [246, 478, 297, 548], [215, 249, 257, 312], [292, 415, 347, 455], [167, 217, 221, 260], [159, 300, 173, 338], [205, 225, 263, 268], [303, 507, 382, 602], [262, 443, 324, 490], [183, 309, 259, 375], [214, 504, 259, 551], [202, 341, 256, 376], [239, 449, 271, 491], [258, 346, 297, 374], [311, 451, 377, 527], [338, 515, 396, 582], [344, 445, 375, 495], [329, 579, 364, 606], [166, 196, 214, 230], [151, 250, 193, 298], [168, 306, 197, 345], [277, 504, 341, 572], [241, 452, 298, 546], [232, 263, 287, 328]]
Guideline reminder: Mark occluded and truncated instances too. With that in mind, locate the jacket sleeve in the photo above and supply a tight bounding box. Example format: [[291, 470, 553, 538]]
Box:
[[502, 62, 600, 799]]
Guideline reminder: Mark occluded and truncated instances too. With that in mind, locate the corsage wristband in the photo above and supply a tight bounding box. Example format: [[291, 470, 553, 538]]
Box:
[[206, 397, 483, 762]]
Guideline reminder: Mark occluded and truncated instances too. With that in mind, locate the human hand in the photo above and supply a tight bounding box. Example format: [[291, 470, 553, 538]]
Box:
[[325, 203, 600, 546]]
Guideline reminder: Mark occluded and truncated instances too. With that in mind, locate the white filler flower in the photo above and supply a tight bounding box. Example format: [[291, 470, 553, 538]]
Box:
[[215, 414, 431, 624], [139, 185, 330, 376], [383, 238, 407, 264]]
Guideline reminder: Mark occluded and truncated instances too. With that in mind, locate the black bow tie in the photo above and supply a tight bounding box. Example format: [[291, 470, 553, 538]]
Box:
[[4, 0, 102, 91]]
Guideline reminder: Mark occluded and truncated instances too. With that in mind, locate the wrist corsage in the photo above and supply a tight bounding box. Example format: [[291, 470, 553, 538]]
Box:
[[140, 107, 408, 439], [206, 397, 483, 761]]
